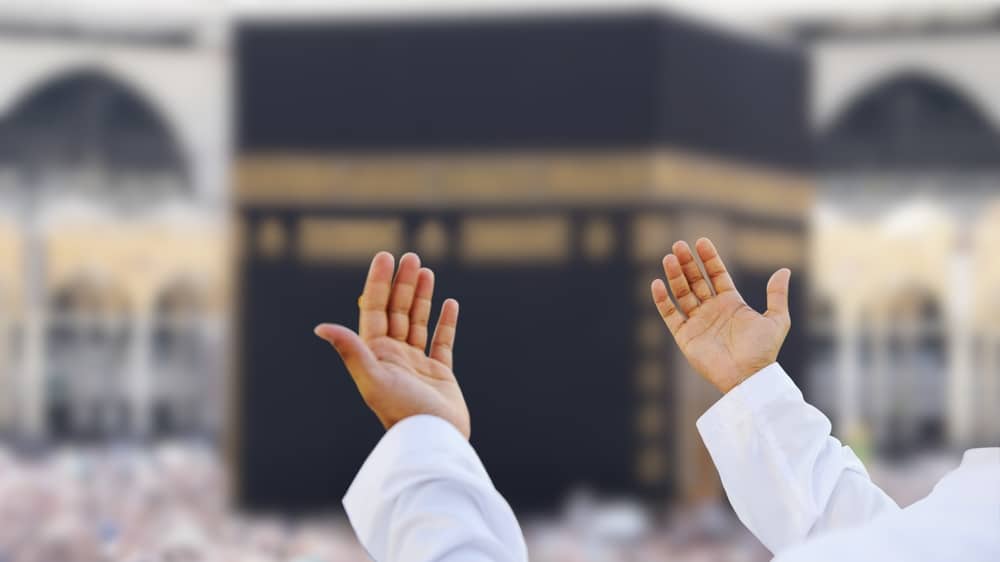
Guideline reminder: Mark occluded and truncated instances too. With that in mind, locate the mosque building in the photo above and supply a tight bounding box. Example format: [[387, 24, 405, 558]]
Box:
[[0, 2, 229, 441], [795, 13, 1000, 454], [0, 1, 997, 516]]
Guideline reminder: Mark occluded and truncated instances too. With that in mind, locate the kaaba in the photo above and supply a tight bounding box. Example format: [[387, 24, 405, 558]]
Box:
[[232, 10, 813, 513]]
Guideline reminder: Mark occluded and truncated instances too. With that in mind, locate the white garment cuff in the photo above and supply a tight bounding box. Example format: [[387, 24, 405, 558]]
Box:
[[343, 415, 485, 543], [696, 362, 801, 442]]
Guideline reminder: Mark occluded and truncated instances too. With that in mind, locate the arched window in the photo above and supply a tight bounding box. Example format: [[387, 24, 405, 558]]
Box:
[[0, 281, 21, 433], [822, 73, 1000, 170], [880, 288, 947, 456], [992, 333, 1000, 442], [973, 298, 1000, 443], [0, 69, 189, 208], [46, 276, 132, 439], [807, 296, 838, 416], [151, 279, 214, 437]]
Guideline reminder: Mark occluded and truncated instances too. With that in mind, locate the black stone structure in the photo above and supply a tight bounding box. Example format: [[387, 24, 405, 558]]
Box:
[[232, 10, 813, 514]]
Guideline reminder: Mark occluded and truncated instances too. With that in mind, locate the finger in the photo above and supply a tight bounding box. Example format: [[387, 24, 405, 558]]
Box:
[[387, 253, 422, 341], [651, 279, 683, 335], [358, 252, 395, 340], [673, 240, 713, 301], [407, 268, 435, 351], [764, 268, 792, 330], [314, 324, 380, 386], [694, 238, 737, 294], [430, 298, 459, 369], [662, 254, 700, 316]]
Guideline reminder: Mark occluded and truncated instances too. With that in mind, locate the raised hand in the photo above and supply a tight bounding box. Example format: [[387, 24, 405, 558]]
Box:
[[314, 252, 470, 438], [650, 238, 791, 394]]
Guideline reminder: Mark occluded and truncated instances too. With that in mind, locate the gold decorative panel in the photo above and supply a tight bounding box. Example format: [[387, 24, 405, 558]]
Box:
[[735, 227, 806, 269], [636, 360, 664, 393], [581, 218, 615, 262], [459, 216, 570, 263], [632, 214, 672, 261], [256, 219, 286, 259], [639, 316, 664, 348], [637, 445, 667, 484], [637, 403, 664, 437], [298, 218, 403, 263], [414, 219, 449, 260]]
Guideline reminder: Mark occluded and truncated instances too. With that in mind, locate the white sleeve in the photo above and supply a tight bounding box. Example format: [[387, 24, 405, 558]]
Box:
[[343, 415, 528, 562], [774, 448, 1000, 562], [696, 363, 900, 555]]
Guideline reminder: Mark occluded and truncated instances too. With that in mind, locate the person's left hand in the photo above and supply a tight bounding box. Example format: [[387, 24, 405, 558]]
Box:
[[650, 238, 791, 393], [314, 252, 471, 438]]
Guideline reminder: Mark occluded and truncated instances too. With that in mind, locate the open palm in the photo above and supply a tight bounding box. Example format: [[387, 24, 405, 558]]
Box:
[[651, 238, 791, 393], [315, 252, 470, 438]]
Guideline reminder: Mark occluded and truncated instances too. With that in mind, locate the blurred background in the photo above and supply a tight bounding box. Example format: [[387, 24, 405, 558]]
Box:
[[0, 0, 998, 560]]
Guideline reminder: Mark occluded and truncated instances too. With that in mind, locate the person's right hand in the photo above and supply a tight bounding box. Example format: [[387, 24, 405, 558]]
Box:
[[314, 252, 470, 438], [650, 238, 792, 393]]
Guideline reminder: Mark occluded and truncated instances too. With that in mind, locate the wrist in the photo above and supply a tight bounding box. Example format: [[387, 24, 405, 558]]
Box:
[[733, 363, 777, 393], [385, 409, 470, 441], [714, 373, 748, 394], [713, 361, 776, 394]]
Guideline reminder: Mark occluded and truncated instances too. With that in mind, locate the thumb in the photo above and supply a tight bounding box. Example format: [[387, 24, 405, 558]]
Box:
[[314, 324, 379, 383], [764, 268, 792, 327]]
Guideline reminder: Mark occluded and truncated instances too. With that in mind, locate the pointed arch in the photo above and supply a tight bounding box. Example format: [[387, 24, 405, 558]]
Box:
[[0, 68, 190, 201], [821, 72, 1000, 169]]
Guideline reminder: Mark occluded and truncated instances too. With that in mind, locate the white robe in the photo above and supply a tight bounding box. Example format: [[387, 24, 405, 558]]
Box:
[[343, 365, 1000, 561], [696, 362, 1000, 561], [343, 415, 528, 561]]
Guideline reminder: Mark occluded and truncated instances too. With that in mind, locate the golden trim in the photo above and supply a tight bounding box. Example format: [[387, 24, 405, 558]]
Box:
[[639, 316, 664, 348], [636, 360, 664, 393], [413, 219, 449, 260], [581, 218, 615, 262], [735, 227, 807, 269], [298, 217, 403, 263], [632, 214, 674, 262], [235, 149, 814, 218], [637, 445, 667, 484], [459, 216, 570, 263], [255, 218, 287, 259], [637, 404, 664, 437]]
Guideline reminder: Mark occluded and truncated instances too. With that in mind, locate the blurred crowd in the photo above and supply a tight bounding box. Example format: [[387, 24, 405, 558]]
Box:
[[0, 443, 369, 562], [0, 442, 961, 562], [0, 442, 772, 562]]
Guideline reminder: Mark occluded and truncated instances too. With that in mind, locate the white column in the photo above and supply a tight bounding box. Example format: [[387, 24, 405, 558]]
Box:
[[947, 252, 974, 447], [0, 315, 8, 431], [900, 318, 921, 448], [128, 311, 154, 437], [870, 315, 890, 447], [20, 311, 46, 438], [981, 331, 999, 442], [837, 309, 862, 436], [20, 222, 47, 440]]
